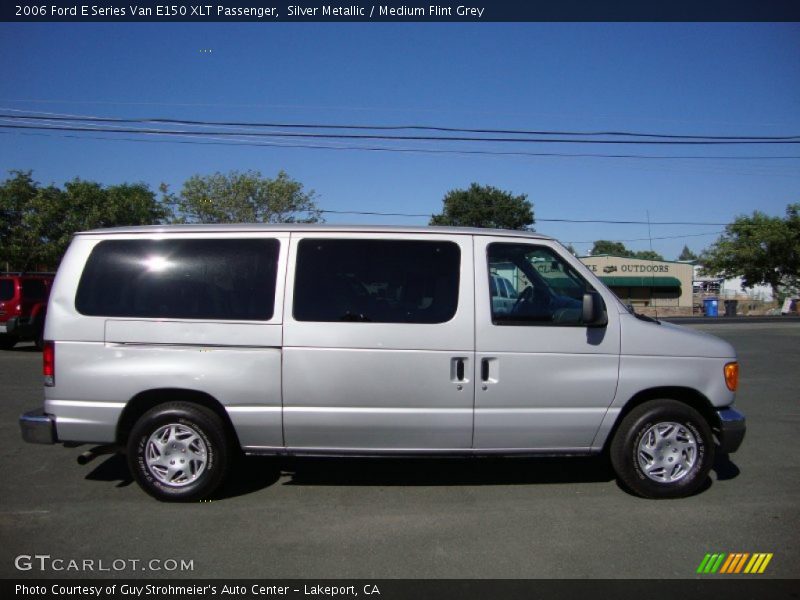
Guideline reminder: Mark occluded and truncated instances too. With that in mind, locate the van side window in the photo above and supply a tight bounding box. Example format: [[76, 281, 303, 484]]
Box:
[[75, 239, 280, 320], [293, 239, 460, 324], [488, 243, 591, 326]]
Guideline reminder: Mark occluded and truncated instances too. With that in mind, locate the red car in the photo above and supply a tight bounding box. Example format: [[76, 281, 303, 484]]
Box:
[[0, 272, 54, 350]]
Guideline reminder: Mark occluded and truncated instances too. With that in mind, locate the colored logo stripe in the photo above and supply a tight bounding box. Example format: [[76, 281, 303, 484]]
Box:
[[745, 553, 773, 574], [697, 553, 726, 573], [720, 553, 749, 573], [697, 553, 773, 574]]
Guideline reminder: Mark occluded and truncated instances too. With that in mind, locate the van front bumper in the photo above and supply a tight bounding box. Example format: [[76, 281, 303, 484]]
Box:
[[20, 409, 58, 444], [716, 407, 746, 454], [0, 317, 17, 334]]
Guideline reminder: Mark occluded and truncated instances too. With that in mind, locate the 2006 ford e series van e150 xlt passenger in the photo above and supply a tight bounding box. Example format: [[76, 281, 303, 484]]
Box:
[[19, 225, 745, 501]]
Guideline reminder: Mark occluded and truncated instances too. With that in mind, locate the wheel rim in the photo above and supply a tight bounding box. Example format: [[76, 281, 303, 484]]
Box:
[[145, 423, 208, 487], [637, 421, 698, 483]]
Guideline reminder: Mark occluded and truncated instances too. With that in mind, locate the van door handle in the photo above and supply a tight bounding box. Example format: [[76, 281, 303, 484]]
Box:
[[481, 358, 498, 384], [451, 357, 467, 383]]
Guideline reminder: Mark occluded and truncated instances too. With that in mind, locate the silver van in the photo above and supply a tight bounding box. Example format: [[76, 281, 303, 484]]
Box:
[[20, 225, 745, 501]]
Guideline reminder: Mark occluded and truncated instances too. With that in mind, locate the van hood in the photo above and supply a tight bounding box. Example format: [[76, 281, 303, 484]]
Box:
[[619, 313, 736, 359]]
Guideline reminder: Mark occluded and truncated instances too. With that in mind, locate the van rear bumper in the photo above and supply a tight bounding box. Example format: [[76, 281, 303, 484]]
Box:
[[19, 409, 58, 444], [716, 407, 746, 454]]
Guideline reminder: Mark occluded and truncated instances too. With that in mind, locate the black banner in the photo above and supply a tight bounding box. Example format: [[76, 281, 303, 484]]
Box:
[[3, 0, 800, 22], [4, 579, 800, 600]]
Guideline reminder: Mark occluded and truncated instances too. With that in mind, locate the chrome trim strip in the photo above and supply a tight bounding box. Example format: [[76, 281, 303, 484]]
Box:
[[243, 446, 597, 457], [283, 407, 473, 414], [47, 400, 126, 409]]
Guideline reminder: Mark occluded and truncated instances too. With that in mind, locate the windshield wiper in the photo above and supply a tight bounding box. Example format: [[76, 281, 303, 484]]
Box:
[[626, 304, 661, 325]]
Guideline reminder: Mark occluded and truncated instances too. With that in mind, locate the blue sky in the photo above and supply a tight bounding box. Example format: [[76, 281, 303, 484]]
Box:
[[1, 22, 798, 258]]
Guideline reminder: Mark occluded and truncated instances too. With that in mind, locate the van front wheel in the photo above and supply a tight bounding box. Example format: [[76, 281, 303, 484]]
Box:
[[127, 402, 229, 502], [610, 399, 714, 499]]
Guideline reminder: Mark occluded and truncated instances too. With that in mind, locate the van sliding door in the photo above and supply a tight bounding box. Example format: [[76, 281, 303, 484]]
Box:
[[282, 233, 475, 451]]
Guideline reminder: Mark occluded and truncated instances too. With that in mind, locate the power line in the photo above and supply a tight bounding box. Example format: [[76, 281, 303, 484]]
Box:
[[563, 231, 723, 244], [2, 122, 800, 145], [319, 209, 729, 226], [5, 128, 800, 162], [4, 110, 800, 165], [2, 110, 798, 141], [0, 98, 791, 128]]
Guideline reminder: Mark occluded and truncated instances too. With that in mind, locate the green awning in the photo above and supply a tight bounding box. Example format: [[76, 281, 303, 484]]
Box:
[[599, 276, 681, 288]]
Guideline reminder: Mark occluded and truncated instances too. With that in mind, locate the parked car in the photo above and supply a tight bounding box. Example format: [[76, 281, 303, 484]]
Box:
[[19, 225, 745, 501], [489, 273, 519, 314], [0, 272, 54, 350]]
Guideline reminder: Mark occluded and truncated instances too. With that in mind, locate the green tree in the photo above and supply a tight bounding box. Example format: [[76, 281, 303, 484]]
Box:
[[590, 240, 632, 256], [633, 250, 664, 261], [678, 245, 698, 262], [167, 170, 322, 224], [701, 204, 800, 298], [1, 172, 167, 270], [590, 240, 664, 260], [0, 170, 39, 270], [29, 180, 168, 267], [16, 183, 66, 269], [429, 183, 534, 230]]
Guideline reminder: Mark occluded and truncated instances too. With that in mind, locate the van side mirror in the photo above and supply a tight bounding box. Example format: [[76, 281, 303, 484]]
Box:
[[582, 292, 608, 327]]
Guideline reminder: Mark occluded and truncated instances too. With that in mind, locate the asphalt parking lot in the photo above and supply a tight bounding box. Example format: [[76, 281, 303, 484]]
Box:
[[1, 322, 798, 579]]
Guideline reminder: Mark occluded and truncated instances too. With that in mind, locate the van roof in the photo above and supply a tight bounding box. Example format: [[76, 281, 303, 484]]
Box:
[[77, 223, 555, 240]]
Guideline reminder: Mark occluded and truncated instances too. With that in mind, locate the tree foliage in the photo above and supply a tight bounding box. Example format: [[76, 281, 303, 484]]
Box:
[[0, 171, 167, 270], [0, 170, 39, 270], [166, 170, 322, 224], [591, 240, 630, 256], [429, 183, 534, 230], [701, 204, 800, 297], [590, 239, 664, 261], [634, 250, 665, 261], [678, 245, 698, 262]]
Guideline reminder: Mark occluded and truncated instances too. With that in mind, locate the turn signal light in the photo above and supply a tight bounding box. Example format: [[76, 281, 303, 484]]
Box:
[[724, 362, 739, 392]]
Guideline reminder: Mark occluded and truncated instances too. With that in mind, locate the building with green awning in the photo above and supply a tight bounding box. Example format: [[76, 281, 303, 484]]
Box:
[[598, 276, 682, 288], [579, 255, 694, 316]]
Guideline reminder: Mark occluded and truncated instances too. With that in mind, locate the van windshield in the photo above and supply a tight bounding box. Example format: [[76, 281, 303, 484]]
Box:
[[0, 279, 15, 301]]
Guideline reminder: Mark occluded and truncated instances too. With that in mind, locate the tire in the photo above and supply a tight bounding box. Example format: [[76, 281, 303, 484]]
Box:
[[33, 312, 46, 351], [127, 402, 230, 502], [34, 329, 45, 351], [610, 399, 714, 499], [0, 334, 18, 350]]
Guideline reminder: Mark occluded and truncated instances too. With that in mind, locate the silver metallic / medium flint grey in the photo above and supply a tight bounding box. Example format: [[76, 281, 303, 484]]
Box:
[[19, 224, 745, 501]]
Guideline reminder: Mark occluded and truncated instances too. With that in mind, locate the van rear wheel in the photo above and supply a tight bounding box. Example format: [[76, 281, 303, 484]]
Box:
[[127, 402, 229, 502], [610, 399, 714, 499]]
